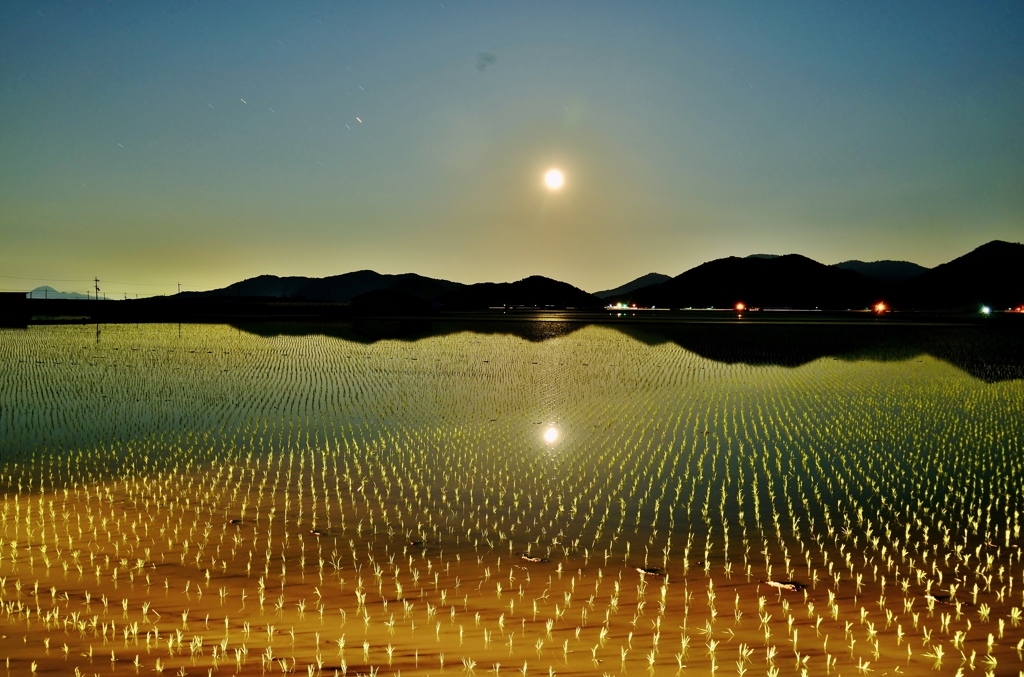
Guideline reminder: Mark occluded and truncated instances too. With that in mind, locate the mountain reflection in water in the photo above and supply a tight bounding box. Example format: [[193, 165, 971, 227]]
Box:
[[233, 318, 1024, 383]]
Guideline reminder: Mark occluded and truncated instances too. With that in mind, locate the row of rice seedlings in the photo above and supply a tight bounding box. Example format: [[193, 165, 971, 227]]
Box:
[[0, 323, 1021, 675]]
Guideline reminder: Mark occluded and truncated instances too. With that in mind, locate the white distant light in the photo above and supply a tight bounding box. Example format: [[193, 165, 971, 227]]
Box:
[[543, 427, 559, 443], [544, 169, 564, 190], [981, 306, 991, 315]]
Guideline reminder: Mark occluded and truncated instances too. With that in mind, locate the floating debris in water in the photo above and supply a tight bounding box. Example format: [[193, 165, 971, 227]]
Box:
[[635, 567, 664, 577], [764, 580, 806, 592]]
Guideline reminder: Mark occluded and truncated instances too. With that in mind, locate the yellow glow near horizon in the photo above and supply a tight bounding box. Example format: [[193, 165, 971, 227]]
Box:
[[544, 169, 565, 190], [543, 427, 559, 443]]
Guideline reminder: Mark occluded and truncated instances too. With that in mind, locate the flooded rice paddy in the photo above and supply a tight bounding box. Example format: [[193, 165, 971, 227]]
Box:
[[0, 321, 1022, 677]]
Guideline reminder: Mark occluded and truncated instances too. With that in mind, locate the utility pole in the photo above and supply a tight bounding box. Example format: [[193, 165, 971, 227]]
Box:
[[178, 282, 181, 295], [94, 277, 100, 301]]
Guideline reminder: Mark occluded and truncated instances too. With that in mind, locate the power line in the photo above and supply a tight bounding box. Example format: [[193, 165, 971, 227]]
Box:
[[0, 274, 210, 288], [95, 279, 188, 287], [2, 288, 95, 294], [0, 274, 95, 283]]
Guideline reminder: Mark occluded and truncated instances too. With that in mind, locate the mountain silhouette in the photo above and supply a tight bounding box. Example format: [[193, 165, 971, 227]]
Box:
[[594, 273, 671, 299], [439, 275, 603, 310], [27, 286, 95, 300], [181, 270, 463, 301], [622, 254, 883, 309], [891, 240, 1024, 310], [16, 240, 1015, 320], [833, 260, 929, 284]]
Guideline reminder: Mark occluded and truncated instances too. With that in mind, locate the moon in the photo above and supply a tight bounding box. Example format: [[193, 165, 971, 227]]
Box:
[[544, 169, 564, 190]]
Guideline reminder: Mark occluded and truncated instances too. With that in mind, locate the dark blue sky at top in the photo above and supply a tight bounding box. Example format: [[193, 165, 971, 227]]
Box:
[[1, 1, 1021, 295]]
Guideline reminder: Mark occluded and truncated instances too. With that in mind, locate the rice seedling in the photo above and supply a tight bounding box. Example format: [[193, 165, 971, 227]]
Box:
[[0, 321, 1020, 675]]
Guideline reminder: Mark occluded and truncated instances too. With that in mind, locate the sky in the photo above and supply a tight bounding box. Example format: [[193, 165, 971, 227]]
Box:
[[1, 1, 1022, 297]]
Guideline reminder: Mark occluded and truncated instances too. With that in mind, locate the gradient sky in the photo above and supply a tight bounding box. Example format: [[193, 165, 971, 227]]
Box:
[[2, 1, 1022, 297]]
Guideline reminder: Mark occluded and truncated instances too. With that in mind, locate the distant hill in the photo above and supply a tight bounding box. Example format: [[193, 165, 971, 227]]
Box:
[[27, 286, 94, 300], [627, 254, 881, 309], [157, 240, 1020, 313], [594, 273, 671, 299], [439, 275, 603, 310], [892, 240, 1023, 310], [834, 260, 928, 284], [181, 270, 463, 301], [180, 270, 604, 310]]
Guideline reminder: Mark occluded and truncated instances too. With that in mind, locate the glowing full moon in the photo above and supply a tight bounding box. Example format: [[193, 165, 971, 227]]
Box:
[[544, 169, 564, 190], [543, 427, 559, 443]]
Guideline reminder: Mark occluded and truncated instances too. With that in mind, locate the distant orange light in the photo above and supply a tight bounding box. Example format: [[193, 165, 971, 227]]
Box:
[[874, 301, 887, 313], [735, 302, 745, 311]]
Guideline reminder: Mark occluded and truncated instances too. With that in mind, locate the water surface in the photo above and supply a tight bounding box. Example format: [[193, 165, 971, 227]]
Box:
[[0, 322, 1021, 676]]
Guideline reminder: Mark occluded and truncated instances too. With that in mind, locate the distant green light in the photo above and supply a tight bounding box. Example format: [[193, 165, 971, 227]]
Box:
[[981, 306, 991, 315]]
